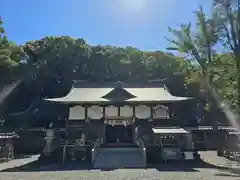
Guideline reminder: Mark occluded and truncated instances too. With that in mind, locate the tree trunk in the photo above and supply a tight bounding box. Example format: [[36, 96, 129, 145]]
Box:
[[203, 73, 224, 152], [237, 74, 240, 111]]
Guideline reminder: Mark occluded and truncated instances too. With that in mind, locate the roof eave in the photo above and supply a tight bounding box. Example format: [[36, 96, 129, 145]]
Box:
[[44, 97, 194, 105]]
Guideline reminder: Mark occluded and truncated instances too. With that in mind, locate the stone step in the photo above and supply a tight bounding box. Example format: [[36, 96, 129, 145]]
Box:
[[94, 158, 145, 168], [98, 147, 141, 152], [101, 144, 138, 148], [93, 147, 145, 168]]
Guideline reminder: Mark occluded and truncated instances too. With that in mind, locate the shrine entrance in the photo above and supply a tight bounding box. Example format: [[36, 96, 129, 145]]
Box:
[[105, 125, 133, 144]]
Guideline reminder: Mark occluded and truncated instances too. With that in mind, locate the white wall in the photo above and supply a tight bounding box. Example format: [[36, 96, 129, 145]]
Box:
[[120, 105, 133, 117], [69, 105, 169, 120], [105, 105, 118, 117], [135, 105, 151, 118], [69, 106, 85, 120], [87, 106, 103, 119]]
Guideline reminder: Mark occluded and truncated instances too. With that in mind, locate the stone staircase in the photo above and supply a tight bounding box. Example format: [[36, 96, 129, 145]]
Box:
[[93, 147, 145, 169]]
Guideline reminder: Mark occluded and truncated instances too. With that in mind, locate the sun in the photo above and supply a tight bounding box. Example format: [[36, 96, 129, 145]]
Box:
[[119, 0, 147, 13]]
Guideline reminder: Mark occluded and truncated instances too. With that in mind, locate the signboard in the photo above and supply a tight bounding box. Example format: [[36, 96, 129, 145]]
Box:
[[161, 148, 180, 160], [105, 118, 134, 126], [152, 105, 169, 119]]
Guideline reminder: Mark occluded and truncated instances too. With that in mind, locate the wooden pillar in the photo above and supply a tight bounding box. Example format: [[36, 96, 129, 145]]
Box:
[[133, 105, 136, 144], [103, 106, 106, 117], [84, 105, 88, 142], [118, 106, 120, 116], [150, 105, 154, 123], [150, 105, 153, 119], [85, 105, 88, 120], [133, 105, 136, 118], [103, 105, 106, 144], [168, 104, 172, 120], [63, 116, 69, 164]]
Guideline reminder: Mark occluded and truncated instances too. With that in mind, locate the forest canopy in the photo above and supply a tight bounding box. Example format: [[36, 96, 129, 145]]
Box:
[[0, 0, 239, 112]]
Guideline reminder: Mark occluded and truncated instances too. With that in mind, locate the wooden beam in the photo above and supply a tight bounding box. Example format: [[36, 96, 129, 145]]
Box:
[[84, 105, 88, 121], [150, 105, 153, 119], [103, 106, 106, 116], [133, 105, 136, 118], [118, 106, 120, 116]]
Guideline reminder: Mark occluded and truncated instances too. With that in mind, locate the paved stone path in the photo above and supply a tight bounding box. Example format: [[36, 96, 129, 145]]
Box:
[[0, 155, 40, 171], [1, 168, 239, 180], [0, 152, 240, 180]]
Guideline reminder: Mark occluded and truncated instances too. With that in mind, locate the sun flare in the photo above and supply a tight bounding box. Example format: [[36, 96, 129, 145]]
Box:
[[119, 0, 147, 13]]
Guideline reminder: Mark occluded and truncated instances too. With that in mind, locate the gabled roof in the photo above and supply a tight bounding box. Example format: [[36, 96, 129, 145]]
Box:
[[45, 80, 193, 104], [101, 87, 136, 101]]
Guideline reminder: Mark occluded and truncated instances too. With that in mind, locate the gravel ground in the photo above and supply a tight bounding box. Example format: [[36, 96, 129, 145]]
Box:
[[0, 151, 240, 180]]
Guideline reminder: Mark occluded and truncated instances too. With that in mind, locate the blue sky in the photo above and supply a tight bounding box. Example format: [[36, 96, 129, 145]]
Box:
[[2, 0, 211, 51]]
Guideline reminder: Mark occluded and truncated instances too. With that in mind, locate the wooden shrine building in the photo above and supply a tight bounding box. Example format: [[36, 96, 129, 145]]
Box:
[[44, 80, 199, 167]]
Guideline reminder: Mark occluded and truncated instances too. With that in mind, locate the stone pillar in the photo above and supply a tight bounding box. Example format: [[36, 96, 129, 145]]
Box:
[[43, 129, 55, 156]]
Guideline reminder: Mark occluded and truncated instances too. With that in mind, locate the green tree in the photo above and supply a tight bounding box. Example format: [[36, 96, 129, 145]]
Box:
[[209, 54, 237, 109], [212, 0, 240, 108], [166, 7, 221, 126], [167, 8, 215, 87], [0, 17, 18, 69], [24, 36, 90, 82]]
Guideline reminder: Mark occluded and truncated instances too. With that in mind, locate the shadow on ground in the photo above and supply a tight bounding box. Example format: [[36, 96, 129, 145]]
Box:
[[218, 167, 240, 177], [215, 173, 240, 178], [225, 155, 240, 162], [153, 160, 228, 172], [1, 158, 237, 173]]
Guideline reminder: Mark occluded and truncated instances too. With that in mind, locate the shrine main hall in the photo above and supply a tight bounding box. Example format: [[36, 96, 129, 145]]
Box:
[[44, 80, 198, 167]]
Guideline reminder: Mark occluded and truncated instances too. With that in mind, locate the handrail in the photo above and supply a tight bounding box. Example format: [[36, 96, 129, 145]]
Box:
[[91, 138, 102, 164], [136, 138, 146, 167]]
